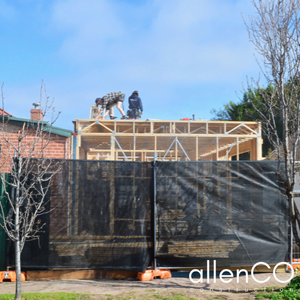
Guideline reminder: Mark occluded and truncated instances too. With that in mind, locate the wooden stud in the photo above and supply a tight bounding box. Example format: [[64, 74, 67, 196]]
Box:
[[70, 135, 74, 160], [236, 137, 239, 161], [133, 135, 136, 162], [110, 134, 115, 160], [196, 136, 198, 161], [257, 136, 262, 160], [175, 137, 178, 161], [75, 135, 81, 159], [250, 140, 254, 160], [216, 136, 219, 161]]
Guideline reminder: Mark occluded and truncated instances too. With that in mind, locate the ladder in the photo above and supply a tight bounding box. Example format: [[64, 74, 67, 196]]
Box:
[[89, 104, 99, 119], [89, 105, 109, 119]]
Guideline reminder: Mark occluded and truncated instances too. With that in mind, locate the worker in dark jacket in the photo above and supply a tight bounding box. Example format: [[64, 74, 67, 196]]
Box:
[[128, 91, 143, 119]]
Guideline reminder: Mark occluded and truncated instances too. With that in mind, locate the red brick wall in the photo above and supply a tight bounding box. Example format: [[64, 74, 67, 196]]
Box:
[[0, 123, 71, 172]]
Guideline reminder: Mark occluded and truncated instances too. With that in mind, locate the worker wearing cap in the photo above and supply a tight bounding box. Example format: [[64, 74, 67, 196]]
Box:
[[128, 91, 143, 119], [95, 92, 127, 120]]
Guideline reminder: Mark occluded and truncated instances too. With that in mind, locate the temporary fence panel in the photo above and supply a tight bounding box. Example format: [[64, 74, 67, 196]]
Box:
[[19, 160, 153, 272], [155, 161, 288, 268]]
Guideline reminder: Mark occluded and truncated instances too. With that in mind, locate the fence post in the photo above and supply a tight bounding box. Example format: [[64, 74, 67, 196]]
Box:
[[153, 153, 157, 270]]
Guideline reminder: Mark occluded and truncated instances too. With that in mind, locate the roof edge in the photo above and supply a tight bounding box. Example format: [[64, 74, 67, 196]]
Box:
[[3, 116, 72, 137]]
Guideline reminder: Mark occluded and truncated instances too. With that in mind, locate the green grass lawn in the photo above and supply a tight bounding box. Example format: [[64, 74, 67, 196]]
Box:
[[0, 293, 91, 300], [0, 293, 200, 300]]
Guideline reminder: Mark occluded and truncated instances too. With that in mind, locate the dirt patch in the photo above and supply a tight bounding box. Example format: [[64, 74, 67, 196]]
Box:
[[0, 273, 292, 299], [88, 288, 267, 299]]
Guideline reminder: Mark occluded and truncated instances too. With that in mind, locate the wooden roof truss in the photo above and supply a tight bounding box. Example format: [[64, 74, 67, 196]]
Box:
[[73, 119, 263, 161]]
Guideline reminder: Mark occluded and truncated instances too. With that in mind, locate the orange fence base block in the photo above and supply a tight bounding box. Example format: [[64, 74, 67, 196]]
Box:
[[160, 269, 172, 279], [0, 271, 26, 283], [287, 259, 300, 271], [138, 269, 171, 281], [138, 270, 153, 281]]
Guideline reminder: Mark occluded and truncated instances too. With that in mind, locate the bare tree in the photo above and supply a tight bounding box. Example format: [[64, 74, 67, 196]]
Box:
[[0, 83, 62, 300], [244, 0, 300, 246]]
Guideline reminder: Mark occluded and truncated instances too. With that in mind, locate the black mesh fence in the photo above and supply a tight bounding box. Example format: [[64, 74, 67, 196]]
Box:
[[155, 161, 288, 268], [11, 160, 288, 272], [20, 160, 153, 272]]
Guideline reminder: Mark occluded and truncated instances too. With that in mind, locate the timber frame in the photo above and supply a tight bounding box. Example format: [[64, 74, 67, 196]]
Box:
[[72, 119, 263, 161]]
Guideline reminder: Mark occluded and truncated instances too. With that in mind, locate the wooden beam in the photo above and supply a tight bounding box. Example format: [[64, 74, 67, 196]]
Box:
[[76, 119, 259, 124], [133, 134, 136, 161], [227, 123, 242, 134], [81, 121, 96, 133], [216, 136, 219, 161], [175, 137, 178, 161], [257, 132, 262, 160], [110, 134, 115, 160], [250, 139, 255, 160], [75, 135, 81, 159], [70, 135, 74, 160], [196, 136, 198, 161], [242, 124, 257, 134], [236, 137, 239, 161], [80, 133, 259, 138]]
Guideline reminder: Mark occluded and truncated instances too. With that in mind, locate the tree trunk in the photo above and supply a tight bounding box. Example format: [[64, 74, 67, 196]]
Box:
[[14, 239, 21, 300], [14, 203, 21, 300]]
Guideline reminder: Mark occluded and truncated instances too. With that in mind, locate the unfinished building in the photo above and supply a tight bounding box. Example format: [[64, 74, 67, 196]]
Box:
[[14, 120, 288, 278], [72, 119, 263, 161]]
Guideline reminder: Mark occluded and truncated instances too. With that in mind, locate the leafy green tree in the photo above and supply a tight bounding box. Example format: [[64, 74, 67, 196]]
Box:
[[241, 0, 300, 248], [211, 85, 282, 157]]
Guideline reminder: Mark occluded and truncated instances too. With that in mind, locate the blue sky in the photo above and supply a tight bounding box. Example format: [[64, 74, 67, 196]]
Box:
[[0, 0, 260, 130]]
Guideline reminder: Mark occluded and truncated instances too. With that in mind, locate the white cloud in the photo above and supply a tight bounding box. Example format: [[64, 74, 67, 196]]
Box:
[[41, 0, 260, 126], [51, 0, 125, 64], [94, 0, 257, 84], [1, 0, 261, 128], [49, 0, 258, 84]]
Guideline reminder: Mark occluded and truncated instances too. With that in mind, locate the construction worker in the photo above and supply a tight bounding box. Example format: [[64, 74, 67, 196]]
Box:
[[95, 92, 127, 120], [128, 91, 143, 119]]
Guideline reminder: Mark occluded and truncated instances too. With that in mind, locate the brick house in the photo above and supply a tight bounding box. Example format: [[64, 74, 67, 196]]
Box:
[[0, 107, 73, 270], [0, 107, 72, 172]]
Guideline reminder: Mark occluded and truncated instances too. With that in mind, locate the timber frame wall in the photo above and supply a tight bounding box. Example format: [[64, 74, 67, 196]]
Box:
[[73, 119, 263, 161]]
